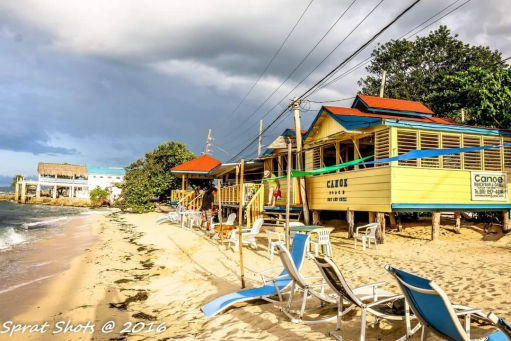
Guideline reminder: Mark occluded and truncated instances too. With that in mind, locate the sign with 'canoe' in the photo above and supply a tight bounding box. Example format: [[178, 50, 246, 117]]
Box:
[[471, 171, 508, 201]]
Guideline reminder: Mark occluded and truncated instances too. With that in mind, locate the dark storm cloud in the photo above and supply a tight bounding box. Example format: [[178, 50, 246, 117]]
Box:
[[0, 0, 509, 174]]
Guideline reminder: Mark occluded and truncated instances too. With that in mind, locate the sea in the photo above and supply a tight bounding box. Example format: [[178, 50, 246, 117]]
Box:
[[0, 201, 113, 317]]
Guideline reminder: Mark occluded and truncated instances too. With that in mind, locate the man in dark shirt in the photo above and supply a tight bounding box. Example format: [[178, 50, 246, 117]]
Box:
[[201, 187, 217, 231]]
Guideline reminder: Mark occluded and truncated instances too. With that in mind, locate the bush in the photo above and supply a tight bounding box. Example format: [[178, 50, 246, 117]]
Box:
[[90, 186, 110, 206]]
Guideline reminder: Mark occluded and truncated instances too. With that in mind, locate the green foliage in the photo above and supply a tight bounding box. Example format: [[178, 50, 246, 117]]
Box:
[[11, 175, 23, 188], [358, 26, 509, 125], [90, 186, 110, 204], [120, 141, 195, 212]]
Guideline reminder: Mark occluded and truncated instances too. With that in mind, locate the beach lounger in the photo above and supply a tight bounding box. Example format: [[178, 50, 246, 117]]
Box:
[[386, 265, 510, 341], [314, 257, 420, 341], [200, 233, 310, 318], [155, 205, 184, 225], [276, 243, 337, 324]]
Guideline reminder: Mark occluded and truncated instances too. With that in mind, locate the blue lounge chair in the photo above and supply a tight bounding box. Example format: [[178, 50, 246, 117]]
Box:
[[386, 265, 510, 341], [201, 233, 310, 317]]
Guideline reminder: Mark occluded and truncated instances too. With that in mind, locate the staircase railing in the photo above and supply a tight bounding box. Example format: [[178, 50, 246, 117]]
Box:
[[245, 185, 264, 228], [186, 193, 204, 210]]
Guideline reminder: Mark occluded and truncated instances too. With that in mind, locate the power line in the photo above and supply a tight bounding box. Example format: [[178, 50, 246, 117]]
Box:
[[300, 0, 423, 100], [223, 0, 315, 121], [315, 0, 473, 93], [228, 0, 423, 162], [222, 0, 358, 145]]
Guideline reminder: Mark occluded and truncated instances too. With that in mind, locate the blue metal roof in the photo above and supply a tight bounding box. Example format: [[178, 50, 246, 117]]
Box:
[[86, 165, 125, 176]]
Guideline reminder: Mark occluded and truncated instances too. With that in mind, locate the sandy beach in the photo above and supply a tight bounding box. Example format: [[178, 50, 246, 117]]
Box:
[[2, 212, 509, 340]]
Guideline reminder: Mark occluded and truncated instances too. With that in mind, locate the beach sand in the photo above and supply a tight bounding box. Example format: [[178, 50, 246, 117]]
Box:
[[5, 212, 511, 340]]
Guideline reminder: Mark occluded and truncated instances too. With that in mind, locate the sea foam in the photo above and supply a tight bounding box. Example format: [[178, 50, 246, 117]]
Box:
[[0, 227, 26, 250], [22, 217, 69, 229]]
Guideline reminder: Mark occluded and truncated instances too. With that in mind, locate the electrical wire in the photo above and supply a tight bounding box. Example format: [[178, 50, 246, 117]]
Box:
[[222, 0, 315, 122]]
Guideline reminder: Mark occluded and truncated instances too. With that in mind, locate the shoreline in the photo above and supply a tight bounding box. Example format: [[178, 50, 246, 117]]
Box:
[[3, 212, 510, 340], [0, 214, 101, 320]]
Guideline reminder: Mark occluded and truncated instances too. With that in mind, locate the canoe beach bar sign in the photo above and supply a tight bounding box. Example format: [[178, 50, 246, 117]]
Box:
[[471, 171, 508, 201]]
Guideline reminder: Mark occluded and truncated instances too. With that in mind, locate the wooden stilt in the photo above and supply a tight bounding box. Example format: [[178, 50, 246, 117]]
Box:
[[346, 209, 355, 239], [312, 210, 321, 225], [376, 212, 385, 244], [432, 211, 440, 240], [396, 212, 403, 232], [368, 212, 375, 223], [389, 213, 397, 229], [502, 210, 511, 234], [454, 212, 461, 234], [237, 159, 246, 289]]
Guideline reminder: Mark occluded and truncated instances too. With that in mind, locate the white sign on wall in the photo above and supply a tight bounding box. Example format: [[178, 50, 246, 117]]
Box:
[[471, 171, 508, 201]]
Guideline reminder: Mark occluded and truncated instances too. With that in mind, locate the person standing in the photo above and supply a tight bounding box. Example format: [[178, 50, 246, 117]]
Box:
[[201, 187, 217, 231], [263, 170, 279, 206]]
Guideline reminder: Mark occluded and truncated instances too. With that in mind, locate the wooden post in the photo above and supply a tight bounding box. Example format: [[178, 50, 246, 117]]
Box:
[[237, 159, 246, 289], [293, 97, 310, 225], [285, 139, 292, 249], [312, 210, 321, 225], [368, 212, 375, 223], [347, 209, 355, 239], [389, 213, 397, 229], [432, 211, 440, 241], [502, 210, 511, 233], [376, 212, 385, 244], [218, 179, 223, 245], [454, 211, 461, 234], [397, 212, 403, 232], [181, 174, 185, 191]]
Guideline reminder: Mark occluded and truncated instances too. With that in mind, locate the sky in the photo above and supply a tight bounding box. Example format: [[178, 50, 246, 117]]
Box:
[[0, 0, 510, 184]]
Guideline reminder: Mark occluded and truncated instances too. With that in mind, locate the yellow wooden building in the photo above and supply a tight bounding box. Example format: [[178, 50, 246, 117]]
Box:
[[302, 94, 511, 215]]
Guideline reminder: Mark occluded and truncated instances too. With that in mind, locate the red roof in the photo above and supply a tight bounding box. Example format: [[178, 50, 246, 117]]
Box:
[[171, 154, 221, 173], [289, 129, 307, 135], [357, 94, 434, 115], [323, 106, 457, 125]]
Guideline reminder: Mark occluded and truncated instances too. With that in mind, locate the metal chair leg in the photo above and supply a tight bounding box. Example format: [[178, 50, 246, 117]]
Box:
[[360, 309, 367, 341]]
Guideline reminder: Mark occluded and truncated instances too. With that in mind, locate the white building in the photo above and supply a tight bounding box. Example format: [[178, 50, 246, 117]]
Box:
[[86, 165, 125, 200]]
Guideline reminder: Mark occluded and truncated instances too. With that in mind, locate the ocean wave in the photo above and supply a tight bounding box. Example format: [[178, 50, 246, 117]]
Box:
[[0, 274, 54, 294], [80, 208, 119, 216], [22, 216, 69, 229], [0, 227, 26, 250]]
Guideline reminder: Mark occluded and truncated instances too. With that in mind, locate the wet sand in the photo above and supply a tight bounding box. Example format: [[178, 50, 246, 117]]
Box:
[[5, 212, 511, 340], [0, 215, 100, 320]]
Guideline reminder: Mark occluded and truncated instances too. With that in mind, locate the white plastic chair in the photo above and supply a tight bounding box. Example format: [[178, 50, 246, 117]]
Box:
[[354, 223, 378, 251], [266, 229, 285, 261], [210, 213, 236, 237], [309, 227, 334, 257], [229, 218, 264, 251], [155, 205, 184, 225], [188, 211, 203, 229]]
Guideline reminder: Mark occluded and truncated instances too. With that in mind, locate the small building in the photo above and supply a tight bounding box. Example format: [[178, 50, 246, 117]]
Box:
[[302, 94, 511, 219], [86, 165, 126, 200]]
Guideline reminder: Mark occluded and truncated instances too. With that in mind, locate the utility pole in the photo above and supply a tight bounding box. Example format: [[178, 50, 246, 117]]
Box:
[[379, 70, 387, 98], [461, 108, 466, 123], [293, 97, 310, 225], [205, 128, 212, 155], [285, 138, 292, 249], [257, 119, 263, 156]]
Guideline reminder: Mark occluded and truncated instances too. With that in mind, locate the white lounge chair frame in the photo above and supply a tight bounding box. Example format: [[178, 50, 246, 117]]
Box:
[[314, 257, 421, 341]]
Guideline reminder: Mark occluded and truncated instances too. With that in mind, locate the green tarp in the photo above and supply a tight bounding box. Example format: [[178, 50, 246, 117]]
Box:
[[261, 155, 373, 181]]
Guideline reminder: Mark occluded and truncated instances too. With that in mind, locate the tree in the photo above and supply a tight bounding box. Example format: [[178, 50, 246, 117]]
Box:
[[89, 186, 110, 206], [120, 141, 195, 212], [358, 26, 509, 125], [11, 175, 23, 188]]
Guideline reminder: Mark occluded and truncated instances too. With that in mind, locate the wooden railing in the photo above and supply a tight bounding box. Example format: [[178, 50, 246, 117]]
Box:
[[187, 193, 204, 210], [217, 183, 262, 207], [245, 185, 265, 228], [171, 190, 193, 205]]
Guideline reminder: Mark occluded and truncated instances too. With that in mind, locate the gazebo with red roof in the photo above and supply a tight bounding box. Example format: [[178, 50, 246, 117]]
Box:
[[171, 154, 222, 190]]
